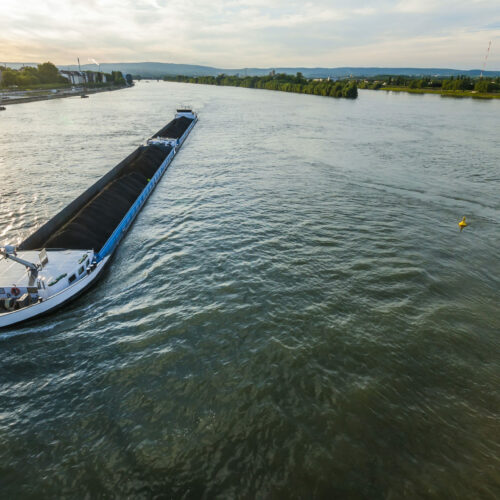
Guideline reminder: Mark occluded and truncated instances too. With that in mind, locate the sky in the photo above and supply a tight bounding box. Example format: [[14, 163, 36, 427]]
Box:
[[1, 0, 499, 69]]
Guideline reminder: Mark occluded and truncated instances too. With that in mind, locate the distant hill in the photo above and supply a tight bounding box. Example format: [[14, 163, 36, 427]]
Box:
[[59, 62, 223, 78], [23, 61, 500, 79], [253, 67, 500, 78]]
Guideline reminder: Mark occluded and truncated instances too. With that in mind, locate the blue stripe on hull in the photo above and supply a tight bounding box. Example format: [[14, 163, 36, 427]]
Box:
[[96, 117, 197, 262]]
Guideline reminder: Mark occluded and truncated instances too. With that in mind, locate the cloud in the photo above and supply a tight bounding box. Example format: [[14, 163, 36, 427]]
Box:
[[0, 0, 499, 68], [395, 0, 437, 13]]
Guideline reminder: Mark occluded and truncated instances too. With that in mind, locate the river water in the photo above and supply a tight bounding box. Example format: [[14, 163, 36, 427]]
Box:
[[0, 82, 499, 498]]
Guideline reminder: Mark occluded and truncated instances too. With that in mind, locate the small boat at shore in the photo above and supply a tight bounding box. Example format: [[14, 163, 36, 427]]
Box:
[[0, 109, 197, 329]]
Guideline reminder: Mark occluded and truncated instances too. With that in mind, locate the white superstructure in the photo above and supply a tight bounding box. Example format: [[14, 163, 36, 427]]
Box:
[[0, 247, 107, 328]]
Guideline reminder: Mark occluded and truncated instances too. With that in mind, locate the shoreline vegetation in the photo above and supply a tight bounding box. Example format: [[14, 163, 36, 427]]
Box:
[[163, 73, 358, 99], [0, 62, 129, 89], [357, 75, 500, 99], [0, 61, 131, 107], [378, 87, 500, 99]]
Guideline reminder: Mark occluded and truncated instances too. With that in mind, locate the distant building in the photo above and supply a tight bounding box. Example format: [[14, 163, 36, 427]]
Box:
[[59, 69, 108, 85], [59, 70, 86, 85]]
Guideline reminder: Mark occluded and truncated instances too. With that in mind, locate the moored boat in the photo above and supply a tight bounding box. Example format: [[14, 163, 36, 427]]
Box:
[[0, 109, 197, 328]]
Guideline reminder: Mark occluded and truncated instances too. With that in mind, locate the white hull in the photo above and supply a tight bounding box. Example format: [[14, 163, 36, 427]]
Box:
[[0, 256, 109, 329]]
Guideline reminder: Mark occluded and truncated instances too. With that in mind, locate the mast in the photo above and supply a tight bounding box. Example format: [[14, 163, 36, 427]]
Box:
[[480, 41, 492, 79], [78, 57, 88, 95]]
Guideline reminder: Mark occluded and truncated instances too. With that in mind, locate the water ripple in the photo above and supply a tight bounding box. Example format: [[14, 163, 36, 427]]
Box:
[[0, 83, 499, 498]]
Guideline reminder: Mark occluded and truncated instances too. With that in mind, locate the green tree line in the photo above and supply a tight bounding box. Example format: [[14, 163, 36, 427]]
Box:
[[163, 72, 358, 99], [0, 62, 67, 87], [357, 75, 500, 93]]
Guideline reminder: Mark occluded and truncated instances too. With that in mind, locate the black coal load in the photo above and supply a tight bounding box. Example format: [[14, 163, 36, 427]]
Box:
[[153, 116, 193, 139], [44, 143, 172, 251], [120, 144, 169, 179]]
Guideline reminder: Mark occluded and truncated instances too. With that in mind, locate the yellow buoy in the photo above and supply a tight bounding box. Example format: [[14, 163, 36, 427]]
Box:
[[458, 216, 468, 231]]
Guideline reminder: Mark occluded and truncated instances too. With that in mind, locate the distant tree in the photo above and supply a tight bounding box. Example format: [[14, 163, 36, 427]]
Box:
[[125, 74, 133, 85], [37, 62, 60, 83], [110, 71, 125, 84], [295, 72, 305, 83], [342, 83, 358, 98], [0, 69, 17, 87], [21, 66, 40, 82], [16, 73, 38, 86], [475, 79, 494, 92]]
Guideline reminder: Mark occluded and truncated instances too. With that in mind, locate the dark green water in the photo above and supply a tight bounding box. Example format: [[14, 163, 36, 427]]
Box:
[[0, 83, 499, 498]]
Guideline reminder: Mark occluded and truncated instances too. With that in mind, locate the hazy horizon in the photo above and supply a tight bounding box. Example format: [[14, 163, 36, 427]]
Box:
[[2, 60, 500, 73], [2, 1, 499, 70]]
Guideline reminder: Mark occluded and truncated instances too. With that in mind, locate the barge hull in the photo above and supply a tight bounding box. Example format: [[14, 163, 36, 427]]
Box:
[[19, 114, 195, 253], [1, 111, 197, 329]]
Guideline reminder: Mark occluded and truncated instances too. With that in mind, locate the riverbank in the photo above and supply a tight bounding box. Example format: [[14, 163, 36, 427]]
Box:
[[378, 86, 500, 99], [0, 85, 129, 106]]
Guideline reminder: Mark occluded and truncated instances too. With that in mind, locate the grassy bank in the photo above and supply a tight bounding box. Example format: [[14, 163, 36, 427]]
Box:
[[377, 86, 500, 99]]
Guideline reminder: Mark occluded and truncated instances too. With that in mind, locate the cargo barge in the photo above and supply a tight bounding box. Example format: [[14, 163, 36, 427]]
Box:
[[0, 109, 197, 328]]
